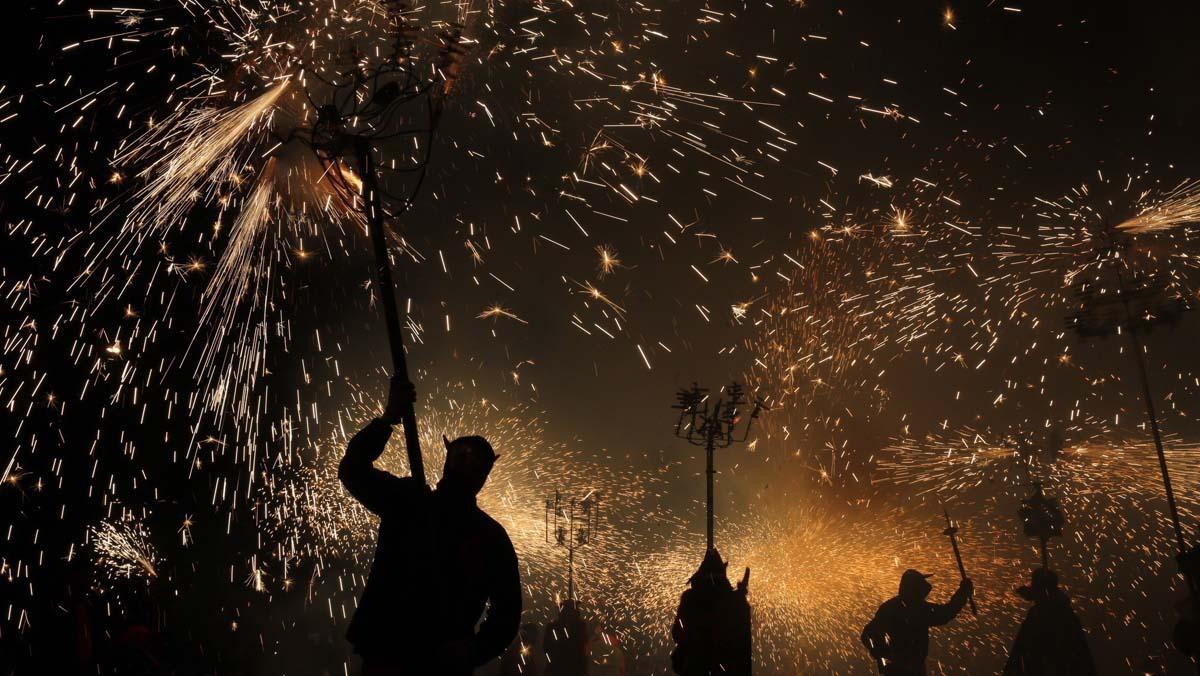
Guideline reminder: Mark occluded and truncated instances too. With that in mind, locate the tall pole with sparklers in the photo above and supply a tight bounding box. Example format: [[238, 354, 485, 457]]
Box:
[[1019, 482, 1064, 571], [545, 490, 601, 603], [1066, 223, 1200, 668], [302, 2, 467, 485], [672, 382, 765, 551], [1067, 226, 1191, 548]]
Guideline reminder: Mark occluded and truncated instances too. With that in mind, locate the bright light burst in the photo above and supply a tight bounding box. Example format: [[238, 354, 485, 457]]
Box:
[[89, 519, 160, 584]]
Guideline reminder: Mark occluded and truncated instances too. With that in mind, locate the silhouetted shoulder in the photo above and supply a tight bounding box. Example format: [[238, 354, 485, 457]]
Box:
[[877, 597, 903, 613], [677, 586, 701, 606], [476, 508, 503, 529], [472, 509, 514, 547]]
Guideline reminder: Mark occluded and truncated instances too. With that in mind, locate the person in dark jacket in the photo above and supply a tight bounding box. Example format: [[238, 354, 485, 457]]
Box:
[[339, 416, 522, 675], [544, 600, 589, 676], [670, 548, 752, 676], [861, 569, 973, 676], [1003, 568, 1096, 675]]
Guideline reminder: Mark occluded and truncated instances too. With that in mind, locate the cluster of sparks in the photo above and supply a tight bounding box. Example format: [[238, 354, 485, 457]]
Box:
[[88, 519, 160, 585]]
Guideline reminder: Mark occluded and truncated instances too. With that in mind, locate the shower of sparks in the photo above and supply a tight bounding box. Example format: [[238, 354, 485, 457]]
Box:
[[4, 0, 1200, 672], [1117, 180, 1200, 235], [620, 502, 1025, 672], [89, 520, 160, 584], [261, 381, 688, 634]]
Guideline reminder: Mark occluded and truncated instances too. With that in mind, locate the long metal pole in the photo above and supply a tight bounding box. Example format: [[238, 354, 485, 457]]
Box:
[[1117, 277, 1184, 551], [1115, 265, 1200, 675], [706, 402, 718, 552], [943, 509, 977, 615], [568, 499, 576, 601], [359, 141, 426, 485], [1129, 327, 1184, 550]]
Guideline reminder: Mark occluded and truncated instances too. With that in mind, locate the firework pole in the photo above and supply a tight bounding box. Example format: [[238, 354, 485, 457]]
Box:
[[942, 508, 977, 615], [1067, 224, 1200, 672], [1066, 226, 1191, 555], [705, 413, 716, 549], [359, 139, 424, 485], [1118, 271, 1183, 552], [672, 382, 765, 551], [1072, 226, 1190, 549], [546, 490, 601, 602], [303, 6, 466, 485], [1019, 481, 1064, 571]]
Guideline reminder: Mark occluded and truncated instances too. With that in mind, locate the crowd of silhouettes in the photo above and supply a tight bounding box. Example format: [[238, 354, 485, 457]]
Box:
[[859, 566, 1100, 676], [13, 405, 1163, 675], [334, 395, 1107, 676]]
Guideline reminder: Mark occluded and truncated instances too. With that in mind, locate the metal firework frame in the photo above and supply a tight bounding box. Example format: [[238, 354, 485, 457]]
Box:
[[290, 1, 467, 484], [545, 489, 602, 603], [672, 381, 766, 552]]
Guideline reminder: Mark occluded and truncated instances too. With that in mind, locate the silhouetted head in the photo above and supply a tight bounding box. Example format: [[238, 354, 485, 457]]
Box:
[[899, 569, 933, 602], [1016, 567, 1059, 602], [689, 548, 731, 588], [440, 434, 497, 496]]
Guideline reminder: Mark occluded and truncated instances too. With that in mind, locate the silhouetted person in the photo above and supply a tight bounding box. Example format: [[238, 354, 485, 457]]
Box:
[[500, 622, 543, 676], [861, 569, 973, 676], [1003, 569, 1094, 675], [671, 548, 752, 676], [544, 600, 589, 676], [340, 415, 521, 675]]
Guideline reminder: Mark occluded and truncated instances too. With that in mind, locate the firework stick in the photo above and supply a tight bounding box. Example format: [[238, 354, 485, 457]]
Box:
[[942, 508, 977, 615], [359, 141, 425, 486]]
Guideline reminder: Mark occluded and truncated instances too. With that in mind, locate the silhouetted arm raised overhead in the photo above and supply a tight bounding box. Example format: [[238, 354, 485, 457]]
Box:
[[926, 579, 972, 626], [471, 527, 522, 667], [339, 419, 410, 515]]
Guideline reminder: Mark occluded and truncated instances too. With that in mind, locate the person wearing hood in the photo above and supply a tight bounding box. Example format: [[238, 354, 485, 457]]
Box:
[[338, 406, 522, 675], [670, 548, 752, 676], [1003, 568, 1096, 675], [861, 569, 973, 676]]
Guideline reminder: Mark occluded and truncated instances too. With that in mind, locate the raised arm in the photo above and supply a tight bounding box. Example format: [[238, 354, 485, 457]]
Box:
[[471, 528, 523, 666], [927, 578, 973, 626], [338, 419, 407, 515]]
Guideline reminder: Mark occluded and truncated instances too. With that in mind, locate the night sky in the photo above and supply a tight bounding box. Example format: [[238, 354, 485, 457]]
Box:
[[4, 1, 1200, 674]]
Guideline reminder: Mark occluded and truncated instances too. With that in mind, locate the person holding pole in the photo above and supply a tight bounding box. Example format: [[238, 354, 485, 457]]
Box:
[[861, 569, 973, 676], [339, 380, 522, 675]]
